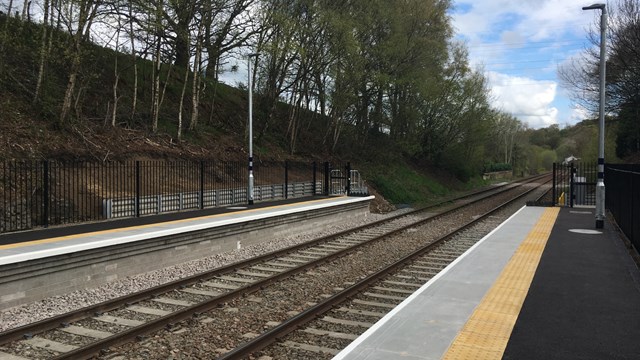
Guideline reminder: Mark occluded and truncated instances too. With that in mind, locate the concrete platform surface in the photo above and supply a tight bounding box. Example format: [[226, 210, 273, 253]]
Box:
[[503, 207, 640, 359], [334, 206, 549, 360], [0, 196, 373, 266], [334, 206, 640, 360]]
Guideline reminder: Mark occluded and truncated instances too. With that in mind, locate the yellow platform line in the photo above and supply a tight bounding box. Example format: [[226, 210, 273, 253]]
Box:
[[442, 207, 559, 360], [0, 197, 338, 251]]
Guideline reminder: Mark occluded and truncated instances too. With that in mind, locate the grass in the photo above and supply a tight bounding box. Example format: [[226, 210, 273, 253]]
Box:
[[367, 164, 450, 206]]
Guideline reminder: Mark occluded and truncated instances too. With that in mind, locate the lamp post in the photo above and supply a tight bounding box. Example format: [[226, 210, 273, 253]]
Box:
[[582, 3, 607, 229], [247, 52, 260, 205]]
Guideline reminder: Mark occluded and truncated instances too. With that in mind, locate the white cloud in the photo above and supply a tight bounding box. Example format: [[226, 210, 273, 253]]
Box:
[[570, 106, 590, 123], [452, 1, 598, 128], [487, 71, 559, 129]]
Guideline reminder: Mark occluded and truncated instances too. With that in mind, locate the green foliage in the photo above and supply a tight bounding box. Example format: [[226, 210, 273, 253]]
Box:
[[485, 163, 513, 172], [367, 163, 449, 205], [615, 104, 640, 160], [528, 124, 561, 149]]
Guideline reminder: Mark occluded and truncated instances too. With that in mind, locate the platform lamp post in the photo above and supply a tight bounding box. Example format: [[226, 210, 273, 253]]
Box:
[[583, 3, 607, 229], [247, 52, 261, 205]]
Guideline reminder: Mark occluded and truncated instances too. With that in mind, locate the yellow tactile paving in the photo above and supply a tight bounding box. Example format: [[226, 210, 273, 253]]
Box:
[[442, 207, 559, 360], [0, 197, 336, 251]]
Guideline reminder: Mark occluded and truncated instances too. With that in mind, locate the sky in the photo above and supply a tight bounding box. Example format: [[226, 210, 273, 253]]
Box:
[[450, 0, 604, 129]]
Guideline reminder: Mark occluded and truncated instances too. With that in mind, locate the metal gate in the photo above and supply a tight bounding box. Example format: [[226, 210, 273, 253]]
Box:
[[324, 163, 369, 196], [552, 162, 597, 207]]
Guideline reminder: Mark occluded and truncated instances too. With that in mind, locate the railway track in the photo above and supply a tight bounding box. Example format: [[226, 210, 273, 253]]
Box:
[[0, 175, 550, 360], [226, 180, 551, 359]]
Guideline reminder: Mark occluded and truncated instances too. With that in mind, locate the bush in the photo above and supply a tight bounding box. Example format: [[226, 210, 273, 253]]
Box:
[[484, 163, 512, 172]]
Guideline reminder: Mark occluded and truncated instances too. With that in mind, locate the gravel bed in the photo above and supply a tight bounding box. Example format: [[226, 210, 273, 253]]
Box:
[[108, 196, 503, 359], [0, 209, 410, 333], [0, 341, 59, 359], [42, 329, 93, 347], [75, 318, 131, 334]]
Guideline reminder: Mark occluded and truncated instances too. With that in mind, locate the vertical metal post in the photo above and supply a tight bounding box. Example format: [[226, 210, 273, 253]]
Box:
[[284, 161, 289, 200], [248, 60, 254, 205], [312, 162, 317, 196], [43, 160, 49, 228], [583, 3, 607, 228], [247, 53, 260, 205], [552, 163, 557, 206], [324, 162, 330, 196], [595, 8, 607, 228], [346, 162, 351, 196], [200, 160, 205, 209], [570, 164, 575, 208], [135, 161, 140, 217]]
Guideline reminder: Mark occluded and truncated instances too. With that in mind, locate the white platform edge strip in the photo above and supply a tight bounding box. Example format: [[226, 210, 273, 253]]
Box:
[[0, 196, 374, 266], [332, 205, 529, 360]]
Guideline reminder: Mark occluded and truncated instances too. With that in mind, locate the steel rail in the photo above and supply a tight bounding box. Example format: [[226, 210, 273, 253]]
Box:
[[0, 175, 549, 359], [0, 174, 544, 346], [216, 178, 548, 359], [50, 177, 547, 360]]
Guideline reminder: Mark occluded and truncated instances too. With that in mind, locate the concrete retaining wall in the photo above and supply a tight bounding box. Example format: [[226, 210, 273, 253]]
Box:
[[0, 198, 371, 310]]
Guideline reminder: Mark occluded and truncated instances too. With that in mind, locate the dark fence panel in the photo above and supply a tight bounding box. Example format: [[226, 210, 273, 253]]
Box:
[[0, 159, 329, 234], [552, 162, 597, 207], [605, 164, 640, 250]]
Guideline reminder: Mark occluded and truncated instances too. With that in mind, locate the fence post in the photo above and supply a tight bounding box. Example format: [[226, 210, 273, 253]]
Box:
[[570, 163, 575, 208], [42, 160, 49, 228], [324, 162, 330, 196], [135, 161, 141, 217], [552, 163, 557, 206], [346, 162, 351, 196], [200, 160, 205, 209], [312, 162, 317, 196], [284, 161, 289, 200]]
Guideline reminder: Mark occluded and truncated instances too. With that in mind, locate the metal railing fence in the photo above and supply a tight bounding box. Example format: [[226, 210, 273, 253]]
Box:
[[552, 162, 597, 207], [605, 164, 640, 250], [0, 160, 351, 234]]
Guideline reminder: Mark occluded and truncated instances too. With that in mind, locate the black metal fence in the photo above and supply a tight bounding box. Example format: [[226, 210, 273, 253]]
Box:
[[552, 162, 597, 207], [605, 164, 640, 250], [0, 160, 353, 234]]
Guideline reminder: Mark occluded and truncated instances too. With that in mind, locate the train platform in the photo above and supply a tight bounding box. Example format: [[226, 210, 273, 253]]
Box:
[[334, 206, 640, 360], [0, 196, 373, 265], [0, 196, 373, 309]]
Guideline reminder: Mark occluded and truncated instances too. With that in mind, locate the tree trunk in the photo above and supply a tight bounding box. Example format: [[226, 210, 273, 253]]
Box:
[[20, 0, 28, 20], [128, 0, 137, 121], [208, 57, 220, 125], [33, 0, 50, 103], [189, 26, 204, 131], [151, 44, 161, 132], [60, 1, 94, 126], [178, 66, 189, 141], [60, 70, 78, 125], [6, 0, 13, 19], [111, 20, 121, 127], [151, 0, 163, 133]]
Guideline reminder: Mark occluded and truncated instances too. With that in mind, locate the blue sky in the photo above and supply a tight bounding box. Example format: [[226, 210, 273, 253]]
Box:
[[450, 0, 602, 129]]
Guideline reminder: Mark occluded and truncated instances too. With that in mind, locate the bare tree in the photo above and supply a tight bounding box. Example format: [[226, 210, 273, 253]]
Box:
[[559, 0, 640, 114], [59, 0, 101, 126], [127, 0, 138, 121], [177, 30, 191, 141], [150, 0, 163, 132], [189, 21, 204, 131], [34, 0, 51, 103], [111, 14, 122, 127]]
